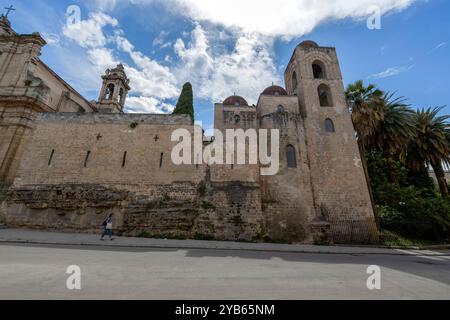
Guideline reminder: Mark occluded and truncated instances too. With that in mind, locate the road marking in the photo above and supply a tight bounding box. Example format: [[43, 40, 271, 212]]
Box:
[[395, 249, 449, 262]]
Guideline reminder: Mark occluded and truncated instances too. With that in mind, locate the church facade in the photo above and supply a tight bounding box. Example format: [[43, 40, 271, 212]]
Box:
[[0, 17, 378, 244]]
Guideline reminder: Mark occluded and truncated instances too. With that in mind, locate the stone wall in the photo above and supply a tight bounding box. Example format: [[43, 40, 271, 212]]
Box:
[[284, 42, 379, 243], [257, 95, 319, 243], [2, 182, 264, 241], [1, 113, 264, 241], [13, 113, 204, 187], [0, 20, 94, 183]]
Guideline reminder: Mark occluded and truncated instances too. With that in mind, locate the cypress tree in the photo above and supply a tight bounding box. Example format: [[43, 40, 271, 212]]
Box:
[[173, 82, 194, 123]]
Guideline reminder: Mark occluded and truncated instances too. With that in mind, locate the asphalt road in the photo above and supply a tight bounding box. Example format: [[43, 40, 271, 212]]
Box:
[[0, 243, 449, 300]]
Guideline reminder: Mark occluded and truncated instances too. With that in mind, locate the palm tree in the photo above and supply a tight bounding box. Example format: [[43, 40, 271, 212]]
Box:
[[408, 107, 450, 199], [346, 80, 384, 229], [369, 92, 416, 185], [346, 80, 384, 155]]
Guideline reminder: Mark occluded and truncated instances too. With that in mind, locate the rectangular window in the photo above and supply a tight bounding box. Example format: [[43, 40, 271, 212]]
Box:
[[159, 153, 164, 168], [48, 149, 55, 166], [84, 151, 91, 168], [122, 151, 127, 168]]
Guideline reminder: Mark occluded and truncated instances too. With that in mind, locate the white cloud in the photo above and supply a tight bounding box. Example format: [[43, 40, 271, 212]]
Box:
[[178, 0, 416, 38], [87, 47, 118, 71], [62, 12, 179, 114], [75, 0, 418, 111], [42, 33, 61, 46], [435, 42, 447, 49], [152, 31, 172, 49], [173, 24, 279, 103], [126, 96, 175, 113], [91, 0, 416, 38], [62, 12, 118, 48], [368, 65, 414, 79], [116, 34, 179, 99]]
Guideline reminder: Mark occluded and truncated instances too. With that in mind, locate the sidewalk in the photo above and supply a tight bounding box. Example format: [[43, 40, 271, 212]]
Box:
[[0, 228, 449, 256]]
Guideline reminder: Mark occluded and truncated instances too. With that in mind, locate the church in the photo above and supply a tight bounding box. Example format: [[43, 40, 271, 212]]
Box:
[[0, 16, 378, 244]]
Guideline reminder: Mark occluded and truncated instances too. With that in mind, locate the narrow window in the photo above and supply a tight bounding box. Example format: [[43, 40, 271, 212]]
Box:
[[84, 151, 91, 167], [292, 71, 298, 91], [48, 149, 55, 166], [159, 153, 164, 168], [118, 88, 124, 103], [105, 84, 115, 100], [122, 151, 127, 168], [286, 145, 297, 168], [325, 118, 335, 133], [318, 84, 333, 107]]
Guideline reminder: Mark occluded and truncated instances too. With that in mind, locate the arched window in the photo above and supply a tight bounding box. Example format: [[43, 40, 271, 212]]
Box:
[[325, 118, 335, 133], [118, 88, 124, 103], [277, 105, 285, 113], [105, 84, 115, 100], [292, 71, 298, 91], [312, 60, 326, 79], [286, 145, 297, 168], [318, 84, 333, 107]]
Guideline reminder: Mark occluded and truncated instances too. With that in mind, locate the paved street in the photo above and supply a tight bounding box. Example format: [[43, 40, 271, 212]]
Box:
[[0, 239, 449, 299]]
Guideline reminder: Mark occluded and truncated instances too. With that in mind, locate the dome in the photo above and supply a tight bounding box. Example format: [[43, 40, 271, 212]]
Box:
[[223, 95, 248, 106], [262, 85, 288, 96], [299, 40, 319, 49]]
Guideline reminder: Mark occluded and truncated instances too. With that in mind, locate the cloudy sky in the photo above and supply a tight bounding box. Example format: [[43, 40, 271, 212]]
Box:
[[9, 0, 450, 129]]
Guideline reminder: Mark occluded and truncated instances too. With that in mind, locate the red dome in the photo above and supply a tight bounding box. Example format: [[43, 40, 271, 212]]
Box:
[[262, 85, 288, 96], [223, 95, 248, 106], [299, 40, 319, 49]]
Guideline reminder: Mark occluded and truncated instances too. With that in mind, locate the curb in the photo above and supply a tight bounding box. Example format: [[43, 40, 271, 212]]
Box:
[[1, 238, 449, 256]]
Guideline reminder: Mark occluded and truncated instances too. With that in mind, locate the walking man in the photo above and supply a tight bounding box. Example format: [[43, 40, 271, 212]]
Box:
[[100, 213, 114, 241]]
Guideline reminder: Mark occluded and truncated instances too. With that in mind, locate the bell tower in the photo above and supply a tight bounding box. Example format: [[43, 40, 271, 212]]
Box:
[[284, 41, 379, 243], [97, 64, 130, 113]]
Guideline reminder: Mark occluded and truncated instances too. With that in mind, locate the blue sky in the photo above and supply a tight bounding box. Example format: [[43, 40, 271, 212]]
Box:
[[7, 0, 450, 130]]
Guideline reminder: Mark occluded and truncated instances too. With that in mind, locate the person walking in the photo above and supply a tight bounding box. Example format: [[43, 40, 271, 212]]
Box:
[[100, 213, 114, 241]]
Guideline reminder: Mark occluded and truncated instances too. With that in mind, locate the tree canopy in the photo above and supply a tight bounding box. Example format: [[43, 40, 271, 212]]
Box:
[[173, 82, 194, 123]]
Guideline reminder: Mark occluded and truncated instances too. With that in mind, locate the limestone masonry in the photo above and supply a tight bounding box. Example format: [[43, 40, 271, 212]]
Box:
[[0, 17, 378, 243]]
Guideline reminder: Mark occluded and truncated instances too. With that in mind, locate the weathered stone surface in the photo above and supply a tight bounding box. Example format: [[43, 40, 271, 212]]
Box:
[[0, 13, 379, 245], [2, 182, 264, 241]]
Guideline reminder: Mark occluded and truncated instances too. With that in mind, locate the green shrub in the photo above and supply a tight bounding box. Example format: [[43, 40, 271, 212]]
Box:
[[201, 201, 216, 210], [129, 122, 139, 129], [197, 182, 207, 197], [194, 233, 215, 240], [367, 151, 450, 242], [173, 82, 194, 123], [376, 188, 450, 242]]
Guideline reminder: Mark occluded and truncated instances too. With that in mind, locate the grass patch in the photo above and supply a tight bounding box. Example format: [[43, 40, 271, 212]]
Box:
[[263, 236, 291, 244], [194, 233, 215, 241], [136, 231, 188, 240], [380, 230, 437, 248], [129, 122, 139, 129], [197, 182, 207, 197], [201, 201, 216, 210]]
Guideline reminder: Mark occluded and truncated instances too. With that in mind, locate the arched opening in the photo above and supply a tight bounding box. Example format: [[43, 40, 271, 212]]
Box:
[[105, 84, 115, 100], [277, 105, 285, 113], [292, 71, 298, 91], [286, 145, 297, 168], [312, 60, 326, 79], [318, 84, 333, 107], [118, 88, 124, 103], [325, 118, 335, 133]]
